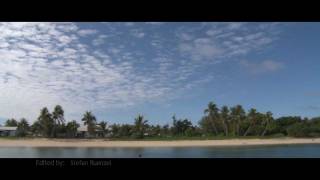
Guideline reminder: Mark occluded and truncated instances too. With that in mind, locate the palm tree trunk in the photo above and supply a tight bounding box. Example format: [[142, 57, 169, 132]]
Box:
[[236, 121, 240, 136], [243, 125, 251, 137], [233, 122, 237, 136], [51, 124, 56, 138], [261, 124, 268, 136], [212, 121, 218, 135], [222, 121, 228, 136]]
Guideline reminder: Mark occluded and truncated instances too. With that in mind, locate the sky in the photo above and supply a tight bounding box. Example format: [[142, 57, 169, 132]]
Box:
[[0, 22, 319, 125]]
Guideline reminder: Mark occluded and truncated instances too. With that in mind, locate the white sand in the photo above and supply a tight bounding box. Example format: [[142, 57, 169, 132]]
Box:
[[0, 138, 320, 147]]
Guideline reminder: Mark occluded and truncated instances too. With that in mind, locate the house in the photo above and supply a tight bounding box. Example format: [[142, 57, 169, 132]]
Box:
[[76, 125, 106, 138], [0, 126, 17, 136], [76, 125, 90, 138]]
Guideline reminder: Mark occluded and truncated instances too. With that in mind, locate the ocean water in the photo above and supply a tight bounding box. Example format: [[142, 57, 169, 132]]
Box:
[[1, 144, 320, 158]]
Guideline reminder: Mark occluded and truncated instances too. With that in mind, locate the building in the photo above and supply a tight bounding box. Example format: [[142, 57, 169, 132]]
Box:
[[76, 125, 90, 138], [0, 126, 17, 136], [76, 125, 106, 138]]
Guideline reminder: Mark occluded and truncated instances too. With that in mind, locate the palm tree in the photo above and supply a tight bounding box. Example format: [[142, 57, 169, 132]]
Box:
[[5, 118, 18, 127], [53, 105, 65, 125], [38, 107, 54, 137], [204, 101, 219, 135], [134, 114, 148, 138], [31, 121, 42, 136], [17, 118, 29, 137], [230, 105, 246, 136], [99, 121, 108, 137], [220, 106, 230, 136], [243, 108, 258, 136], [66, 120, 79, 138], [52, 105, 65, 137], [81, 111, 97, 137], [261, 111, 273, 136], [161, 124, 170, 136]]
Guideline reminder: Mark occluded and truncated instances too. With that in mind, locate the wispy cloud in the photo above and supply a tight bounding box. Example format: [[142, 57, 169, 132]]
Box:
[[77, 29, 98, 37], [145, 22, 165, 25], [0, 22, 283, 122], [303, 105, 320, 111], [131, 29, 145, 38], [240, 60, 284, 74], [177, 22, 280, 61], [92, 34, 108, 46]]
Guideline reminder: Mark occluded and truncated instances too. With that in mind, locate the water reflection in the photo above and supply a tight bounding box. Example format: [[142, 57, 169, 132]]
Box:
[[0, 144, 320, 158]]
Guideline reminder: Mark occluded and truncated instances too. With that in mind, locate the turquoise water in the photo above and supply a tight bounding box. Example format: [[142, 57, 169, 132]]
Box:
[[1, 144, 320, 158]]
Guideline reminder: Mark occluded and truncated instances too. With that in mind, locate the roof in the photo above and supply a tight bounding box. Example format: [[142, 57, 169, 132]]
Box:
[[77, 125, 105, 132], [0, 126, 17, 131], [77, 126, 88, 132]]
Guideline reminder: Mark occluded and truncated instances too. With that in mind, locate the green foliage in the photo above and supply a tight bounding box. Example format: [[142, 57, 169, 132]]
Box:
[[17, 118, 29, 137], [171, 115, 194, 136], [37, 107, 54, 137], [273, 116, 303, 135], [31, 121, 42, 136], [287, 122, 320, 137], [120, 124, 133, 137], [5, 118, 18, 127], [65, 120, 79, 138], [133, 115, 148, 139], [99, 121, 108, 137], [52, 105, 65, 137], [110, 124, 120, 138], [4, 101, 320, 139], [81, 111, 97, 137]]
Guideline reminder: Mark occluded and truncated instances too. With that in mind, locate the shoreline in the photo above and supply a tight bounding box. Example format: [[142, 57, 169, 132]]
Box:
[[0, 138, 320, 147]]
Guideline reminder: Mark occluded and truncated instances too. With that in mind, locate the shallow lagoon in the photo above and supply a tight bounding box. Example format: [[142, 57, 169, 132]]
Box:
[[1, 144, 320, 158]]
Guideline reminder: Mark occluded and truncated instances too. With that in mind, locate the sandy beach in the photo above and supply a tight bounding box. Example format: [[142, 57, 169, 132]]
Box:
[[0, 138, 320, 147]]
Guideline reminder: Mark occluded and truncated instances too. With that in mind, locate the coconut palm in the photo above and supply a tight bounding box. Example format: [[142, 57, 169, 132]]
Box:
[[261, 111, 273, 136], [134, 114, 148, 138], [5, 118, 18, 127], [17, 118, 29, 137], [99, 121, 108, 137], [243, 108, 258, 136], [31, 121, 42, 136], [220, 106, 230, 136], [52, 105, 65, 137], [204, 101, 219, 135], [66, 120, 79, 138], [81, 111, 97, 137], [230, 105, 246, 136], [38, 107, 54, 137], [52, 105, 65, 125]]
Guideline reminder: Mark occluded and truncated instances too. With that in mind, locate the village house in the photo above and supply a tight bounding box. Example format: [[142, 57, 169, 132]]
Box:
[[76, 125, 109, 138], [0, 126, 17, 136]]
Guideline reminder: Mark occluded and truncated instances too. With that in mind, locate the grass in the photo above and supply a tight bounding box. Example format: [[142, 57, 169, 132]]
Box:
[[106, 135, 290, 141], [0, 134, 300, 141]]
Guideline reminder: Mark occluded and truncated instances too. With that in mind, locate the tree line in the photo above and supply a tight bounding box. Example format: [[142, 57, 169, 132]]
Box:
[[2, 101, 320, 138]]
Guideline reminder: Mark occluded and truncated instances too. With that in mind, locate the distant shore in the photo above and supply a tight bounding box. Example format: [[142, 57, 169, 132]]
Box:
[[0, 138, 320, 147]]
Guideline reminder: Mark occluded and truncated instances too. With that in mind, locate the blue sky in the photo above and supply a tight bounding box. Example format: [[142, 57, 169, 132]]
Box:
[[0, 22, 319, 125]]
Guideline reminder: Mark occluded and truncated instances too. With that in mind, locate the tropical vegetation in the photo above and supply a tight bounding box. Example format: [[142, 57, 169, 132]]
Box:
[[1, 101, 320, 139]]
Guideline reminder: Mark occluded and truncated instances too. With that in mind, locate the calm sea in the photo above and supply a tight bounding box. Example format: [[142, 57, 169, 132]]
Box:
[[1, 144, 320, 158]]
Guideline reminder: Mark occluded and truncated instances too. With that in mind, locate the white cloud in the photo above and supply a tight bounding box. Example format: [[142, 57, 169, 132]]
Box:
[[134, 32, 145, 38], [92, 34, 107, 46], [240, 60, 284, 74], [77, 29, 98, 37], [177, 33, 194, 41], [179, 38, 223, 60], [206, 29, 222, 36], [0, 22, 283, 123], [131, 29, 145, 38], [124, 22, 135, 26], [145, 22, 165, 25]]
